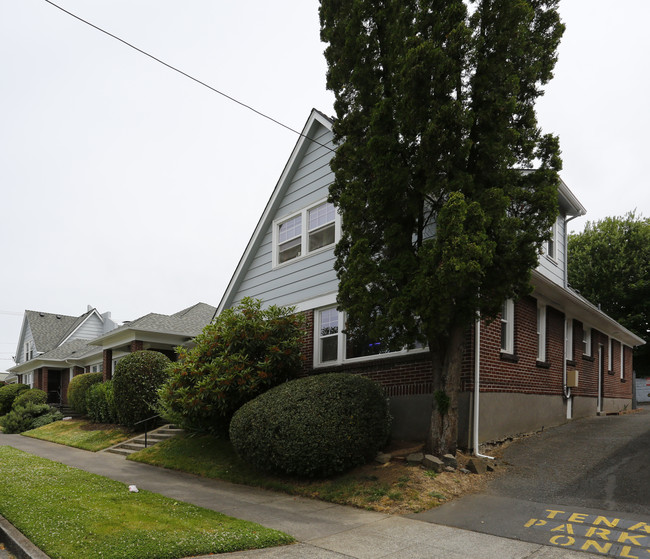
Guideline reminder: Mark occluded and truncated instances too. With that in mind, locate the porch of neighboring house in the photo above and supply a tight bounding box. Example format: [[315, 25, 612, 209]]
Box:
[[31, 367, 73, 406]]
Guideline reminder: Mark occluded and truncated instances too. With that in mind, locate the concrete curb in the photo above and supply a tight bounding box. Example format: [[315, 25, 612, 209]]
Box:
[[0, 516, 49, 559]]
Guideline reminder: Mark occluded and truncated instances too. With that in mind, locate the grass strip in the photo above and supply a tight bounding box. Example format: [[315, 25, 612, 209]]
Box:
[[0, 446, 293, 559], [22, 419, 132, 451]]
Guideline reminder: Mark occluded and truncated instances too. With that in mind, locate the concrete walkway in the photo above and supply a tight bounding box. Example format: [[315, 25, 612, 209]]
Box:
[[0, 434, 600, 559]]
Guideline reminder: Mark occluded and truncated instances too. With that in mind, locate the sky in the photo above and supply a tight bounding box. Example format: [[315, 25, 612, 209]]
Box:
[[1, 1, 648, 371]]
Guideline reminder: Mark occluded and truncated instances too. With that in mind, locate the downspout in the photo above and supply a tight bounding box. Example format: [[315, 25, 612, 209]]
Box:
[[563, 214, 581, 414], [473, 314, 494, 460]]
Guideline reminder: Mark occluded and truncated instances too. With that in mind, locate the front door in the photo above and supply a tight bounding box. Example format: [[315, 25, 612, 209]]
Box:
[[47, 370, 62, 404]]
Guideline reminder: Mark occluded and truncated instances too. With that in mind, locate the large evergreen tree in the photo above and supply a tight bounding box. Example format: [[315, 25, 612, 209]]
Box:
[[568, 212, 650, 375], [320, 0, 564, 454]]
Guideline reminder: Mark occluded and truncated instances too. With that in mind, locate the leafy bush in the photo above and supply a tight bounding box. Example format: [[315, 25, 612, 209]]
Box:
[[113, 351, 171, 428], [159, 297, 304, 436], [67, 373, 103, 414], [13, 388, 47, 410], [0, 383, 29, 416], [86, 381, 118, 424], [0, 402, 61, 434], [229, 373, 392, 478]]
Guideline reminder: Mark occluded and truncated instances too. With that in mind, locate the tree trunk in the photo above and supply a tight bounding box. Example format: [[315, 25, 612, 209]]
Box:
[[426, 323, 466, 456]]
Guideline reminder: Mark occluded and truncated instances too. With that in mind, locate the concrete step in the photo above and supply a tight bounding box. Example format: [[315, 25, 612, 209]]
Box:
[[103, 424, 184, 457]]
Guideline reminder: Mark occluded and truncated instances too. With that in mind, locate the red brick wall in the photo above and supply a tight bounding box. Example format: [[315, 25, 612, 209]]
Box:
[[298, 297, 632, 401]]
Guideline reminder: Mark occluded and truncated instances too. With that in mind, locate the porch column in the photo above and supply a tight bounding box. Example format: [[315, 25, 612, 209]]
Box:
[[102, 349, 113, 381], [42, 368, 49, 395], [130, 340, 144, 353]]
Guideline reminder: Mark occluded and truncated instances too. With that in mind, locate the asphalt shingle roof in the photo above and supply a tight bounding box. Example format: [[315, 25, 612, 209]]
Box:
[[25, 310, 79, 352]]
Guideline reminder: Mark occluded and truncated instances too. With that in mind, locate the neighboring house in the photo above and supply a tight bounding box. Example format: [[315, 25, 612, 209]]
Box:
[[9, 307, 118, 404], [0, 372, 9, 383], [8, 303, 216, 405], [89, 302, 217, 381], [218, 109, 645, 447]]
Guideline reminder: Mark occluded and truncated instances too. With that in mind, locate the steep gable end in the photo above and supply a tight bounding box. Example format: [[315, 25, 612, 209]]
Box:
[[219, 109, 338, 312]]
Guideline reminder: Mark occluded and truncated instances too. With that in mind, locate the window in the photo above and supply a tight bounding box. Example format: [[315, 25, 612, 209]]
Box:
[[278, 215, 302, 263], [621, 344, 626, 380], [565, 318, 573, 361], [318, 308, 340, 363], [546, 219, 557, 260], [315, 307, 424, 366], [608, 338, 614, 373], [24, 341, 34, 362], [582, 326, 591, 356], [501, 299, 515, 354], [537, 303, 546, 362], [308, 202, 336, 251], [274, 201, 337, 266]]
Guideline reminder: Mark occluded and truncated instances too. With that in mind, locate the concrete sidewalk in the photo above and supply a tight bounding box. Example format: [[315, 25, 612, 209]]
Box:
[[1, 434, 599, 559]]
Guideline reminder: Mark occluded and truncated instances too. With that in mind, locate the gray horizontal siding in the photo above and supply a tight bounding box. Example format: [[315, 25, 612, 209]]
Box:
[[230, 122, 339, 309], [536, 215, 566, 287]]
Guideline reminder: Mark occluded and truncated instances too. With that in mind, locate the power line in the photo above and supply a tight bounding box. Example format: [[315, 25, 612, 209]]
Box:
[[42, 0, 337, 155]]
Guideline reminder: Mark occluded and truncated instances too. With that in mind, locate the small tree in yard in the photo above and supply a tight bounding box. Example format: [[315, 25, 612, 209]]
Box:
[[158, 297, 304, 436], [320, 0, 564, 455]]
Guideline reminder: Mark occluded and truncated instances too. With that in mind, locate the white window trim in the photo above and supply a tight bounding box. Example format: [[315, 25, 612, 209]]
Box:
[[537, 303, 546, 362], [545, 218, 558, 262], [272, 199, 341, 268], [582, 326, 592, 356], [313, 306, 427, 368], [565, 317, 573, 361], [620, 344, 625, 380], [608, 338, 614, 373], [501, 299, 515, 355]]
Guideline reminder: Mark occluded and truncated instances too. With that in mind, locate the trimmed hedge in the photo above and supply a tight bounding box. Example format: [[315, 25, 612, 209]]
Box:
[[113, 351, 171, 428], [0, 383, 29, 416], [67, 373, 103, 415], [0, 402, 62, 434], [229, 373, 392, 478], [86, 381, 118, 424], [13, 389, 47, 410]]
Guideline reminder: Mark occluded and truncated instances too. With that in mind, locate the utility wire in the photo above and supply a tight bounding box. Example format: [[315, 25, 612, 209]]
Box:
[[43, 0, 337, 155]]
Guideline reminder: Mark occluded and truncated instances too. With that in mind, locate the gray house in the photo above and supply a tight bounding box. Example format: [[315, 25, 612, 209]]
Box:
[[219, 109, 644, 446]]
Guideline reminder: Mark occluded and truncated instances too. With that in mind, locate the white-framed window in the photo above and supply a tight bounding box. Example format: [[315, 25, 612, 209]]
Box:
[[546, 219, 558, 261], [501, 299, 515, 354], [608, 338, 614, 373], [314, 307, 425, 367], [537, 303, 546, 362], [273, 200, 338, 267], [621, 344, 626, 380], [565, 317, 574, 361], [24, 341, 34, 362], [582, 326, 591, 356]]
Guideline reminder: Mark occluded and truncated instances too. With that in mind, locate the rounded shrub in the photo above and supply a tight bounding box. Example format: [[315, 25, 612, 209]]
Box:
[[229, 373, 392, 478], [86, 381, 118, 424], [0, 383, 29, 416], [113, 350, 171, 428], [12, 388, 47, 410], [67, 372, 103, 415], [0, 402, 60, 434]]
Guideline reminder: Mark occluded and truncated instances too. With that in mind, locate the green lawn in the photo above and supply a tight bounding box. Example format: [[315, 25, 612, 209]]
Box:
[[0, 446, 293, 559], [22, 419, 132, 451]]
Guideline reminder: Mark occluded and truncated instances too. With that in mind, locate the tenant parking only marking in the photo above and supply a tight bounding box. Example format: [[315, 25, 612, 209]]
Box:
[[524, 509, 650, 558]]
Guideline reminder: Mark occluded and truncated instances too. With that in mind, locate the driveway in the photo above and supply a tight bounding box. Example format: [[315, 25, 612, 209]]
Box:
[[411, 407, 650, 558]]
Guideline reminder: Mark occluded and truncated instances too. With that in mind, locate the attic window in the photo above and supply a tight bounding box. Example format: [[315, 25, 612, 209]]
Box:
[[273, 200, 338, 267]]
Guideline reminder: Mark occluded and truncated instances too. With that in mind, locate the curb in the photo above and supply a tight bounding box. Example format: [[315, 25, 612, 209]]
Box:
[[0, 516, 49, 559]]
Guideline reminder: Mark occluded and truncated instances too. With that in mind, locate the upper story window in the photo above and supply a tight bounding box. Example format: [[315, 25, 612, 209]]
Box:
[[582, 326, 592, 356], [501, 299, 515, 354], [274, 201, 338, 267], [24, 341, 34, 362], [545, 219, 558, 261]]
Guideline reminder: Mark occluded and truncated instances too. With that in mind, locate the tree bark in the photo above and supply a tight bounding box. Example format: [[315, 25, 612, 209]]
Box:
[[426, 323, 466, 456]]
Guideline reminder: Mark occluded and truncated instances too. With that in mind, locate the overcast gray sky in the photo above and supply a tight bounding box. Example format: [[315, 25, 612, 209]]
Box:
[[1, 1, 648, 371]]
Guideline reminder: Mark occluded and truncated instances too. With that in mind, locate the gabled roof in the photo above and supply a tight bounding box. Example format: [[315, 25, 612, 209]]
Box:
[[90, 303, 217, 347], [218, 109, 335, 313], [23, 310, 80, 353], [8, 338, 102, 374]]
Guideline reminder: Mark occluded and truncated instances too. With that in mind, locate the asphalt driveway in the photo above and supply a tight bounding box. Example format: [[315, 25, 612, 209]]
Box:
[[412, 406, 650, 558]]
